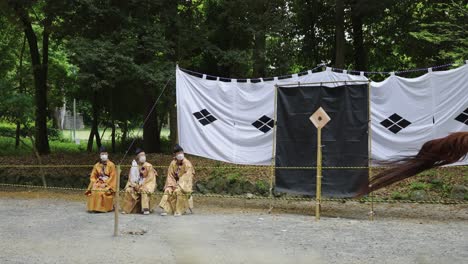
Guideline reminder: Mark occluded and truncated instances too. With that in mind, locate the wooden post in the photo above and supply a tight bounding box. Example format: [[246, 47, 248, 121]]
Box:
[[309, 107, 330, 221], [367, 81, 375, 221], [114, 165, 121, 237], [316, 127, 322, 220], [268, 85, 279, 213]]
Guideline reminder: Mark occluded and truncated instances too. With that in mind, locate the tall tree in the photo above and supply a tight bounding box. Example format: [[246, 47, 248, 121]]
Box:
[[351, 0, 367, 70], [334, 0, 345, 68], [15, 35, 27, 148], [251, 0, 267, 77], [409, 0, 468, 63], [6, 1, 56, 154]]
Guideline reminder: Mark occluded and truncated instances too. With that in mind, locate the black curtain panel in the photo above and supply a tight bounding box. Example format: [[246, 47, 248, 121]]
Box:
[[275, 84, 369, 198]]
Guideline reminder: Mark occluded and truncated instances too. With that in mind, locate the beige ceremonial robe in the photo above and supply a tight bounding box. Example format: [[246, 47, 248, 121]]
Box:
[[159, 158, 194, 215], [86, 161, 117, 212], [122, 162, 157, 213]]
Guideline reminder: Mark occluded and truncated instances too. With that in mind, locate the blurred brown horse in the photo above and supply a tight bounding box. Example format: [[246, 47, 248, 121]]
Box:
[[359, 132, 468, 196]]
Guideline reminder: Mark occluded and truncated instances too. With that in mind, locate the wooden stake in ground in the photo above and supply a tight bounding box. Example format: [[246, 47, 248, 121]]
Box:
[[114, 165, 121, 236], [309, 107, 331, 221]]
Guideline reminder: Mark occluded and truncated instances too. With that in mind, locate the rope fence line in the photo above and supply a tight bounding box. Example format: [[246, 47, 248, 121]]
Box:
[[1, 164, 467, 169], [0, 164, 374, 169], [180, 61, 466, 81], [1, 183, 467, 205]]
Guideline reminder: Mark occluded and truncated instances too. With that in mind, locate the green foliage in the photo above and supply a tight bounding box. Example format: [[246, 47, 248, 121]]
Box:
[[0, 0, 466, 153], [255, 180, 269, 195], [409, 0, 468, 62], [409, 181, 432, 191], [227, 172, 242, 184], [0, 135, 85, 156], [0, 87, 34, 124], [391, 191, 409, 200], [47, 127, 63, 141]]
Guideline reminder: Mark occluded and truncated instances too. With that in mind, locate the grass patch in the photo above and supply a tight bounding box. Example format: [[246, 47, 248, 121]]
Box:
[[227, 172, 242, 183], [391, 191, 409, 200], [0, 136, 90, 155], [409, 182, 432, 191], [60, 128, 170, 141], [0, 120, 171, 156]]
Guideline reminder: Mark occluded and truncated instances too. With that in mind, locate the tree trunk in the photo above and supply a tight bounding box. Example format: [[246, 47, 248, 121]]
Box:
[[93, 101, 101, 149], [253, 30, 266, 77], [15, 123, 21, 148], [16, 7, 50, 154], [28, 135, 47, 187], [16, 35, 26, 149], [252, 0, 267, 77], [164, 0, 179, 148], [87, 126, 94, 152], [299, 0, 320, 68], [100, 126, 108, 141], [334, 0, 345, 68], [143, 96, 160, 153], [121, 120, 128, 145], [169, 95, 177, 146], [111, 121, 116, 153], [110, 93, 116, 153], [87, 91, 101, 152], [157, 110, 164, 138], [351, 1, 367, 71]]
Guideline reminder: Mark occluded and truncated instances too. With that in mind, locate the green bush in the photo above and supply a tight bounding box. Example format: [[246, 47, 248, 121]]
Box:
[[391, 191, 408, 200], [227, 172, 241, 184], [48, 127, 64, 141], [255, 180, 269, 195], [409, 182, 432, 190]]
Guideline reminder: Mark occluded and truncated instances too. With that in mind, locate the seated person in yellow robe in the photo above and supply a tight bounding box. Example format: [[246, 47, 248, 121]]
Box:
[[122, 148, 157, 215], [159, 144, 194, 216], [85, 146, 117, 213]]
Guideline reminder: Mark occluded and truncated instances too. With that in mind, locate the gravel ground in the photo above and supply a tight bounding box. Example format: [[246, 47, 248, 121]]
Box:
[[0, 193, 467, 264]]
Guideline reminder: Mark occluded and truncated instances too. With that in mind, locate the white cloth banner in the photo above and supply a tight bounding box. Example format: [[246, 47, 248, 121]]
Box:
[[176, 66, 367, 165], [177, 64, 468, 165], [371, 64, 468, 165]]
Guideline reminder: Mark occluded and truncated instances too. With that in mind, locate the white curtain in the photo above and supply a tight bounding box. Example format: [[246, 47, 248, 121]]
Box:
[[176, 64, 468, 165], [371, 64, 468, 165], [176, 66, 367, 165]]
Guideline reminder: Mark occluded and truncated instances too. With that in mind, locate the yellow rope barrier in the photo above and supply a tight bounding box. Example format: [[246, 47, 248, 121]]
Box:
[[3, 164, 467, 169], [1, 183, 466, 204]]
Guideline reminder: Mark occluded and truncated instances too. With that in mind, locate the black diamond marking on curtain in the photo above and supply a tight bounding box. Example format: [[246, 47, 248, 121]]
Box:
[[252, 115, 274, 133], [380, 113, 411, 134], [193, 109, 217, 126], [454, 107, 468, 125]]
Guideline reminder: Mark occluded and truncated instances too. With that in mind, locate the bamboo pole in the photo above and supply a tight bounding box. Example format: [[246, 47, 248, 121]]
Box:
[[367, 81, 375, 221], [280, 80, 369, 87], [270, 86, 279, 191], [114, 165, 121, 237], [315, 127, 322, 220], [73, 98, 76, 143], [268, 85, 279, 213]]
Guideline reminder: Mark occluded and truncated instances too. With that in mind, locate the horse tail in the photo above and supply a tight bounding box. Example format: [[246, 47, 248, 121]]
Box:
[[358, 132, 468, 196]]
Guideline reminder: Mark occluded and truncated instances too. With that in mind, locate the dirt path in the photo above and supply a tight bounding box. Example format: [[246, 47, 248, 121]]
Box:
[[0, 192, 467, 264]]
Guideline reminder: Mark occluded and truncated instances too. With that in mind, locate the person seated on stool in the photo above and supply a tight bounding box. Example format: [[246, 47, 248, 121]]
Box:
[[122, 148, 157, 215], [85, 146, 117, 213], [159, 144, 194, 216]]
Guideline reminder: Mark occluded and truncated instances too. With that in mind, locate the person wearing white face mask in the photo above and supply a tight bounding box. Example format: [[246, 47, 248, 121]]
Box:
[[85, 146, 117, 213], [159, 144, 195, 216], [122, 148, 157, 215]]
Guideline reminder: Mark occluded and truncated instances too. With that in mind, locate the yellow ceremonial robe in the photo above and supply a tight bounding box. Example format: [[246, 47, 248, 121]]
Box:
[[86, 161, 117, 212], [159, 158, 194, 215], [122, 162, 157, 213]]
